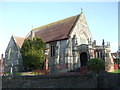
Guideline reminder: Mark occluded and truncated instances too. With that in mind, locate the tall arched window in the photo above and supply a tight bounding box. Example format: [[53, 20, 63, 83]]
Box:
[[72, 35, 77, 46], [50, 43, 56, 57], [8, 48, 11, 59]]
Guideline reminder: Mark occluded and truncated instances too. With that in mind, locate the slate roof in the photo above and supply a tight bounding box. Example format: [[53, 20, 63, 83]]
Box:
[[13, 36, 25, 48], [27, 14, 80, 43]]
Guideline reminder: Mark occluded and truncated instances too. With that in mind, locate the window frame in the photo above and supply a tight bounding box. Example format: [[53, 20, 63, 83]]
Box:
[[50, 43, 56, 57]]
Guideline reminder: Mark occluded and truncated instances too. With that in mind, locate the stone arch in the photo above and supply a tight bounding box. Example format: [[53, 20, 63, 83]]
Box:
[[77, 44, 90, 67]]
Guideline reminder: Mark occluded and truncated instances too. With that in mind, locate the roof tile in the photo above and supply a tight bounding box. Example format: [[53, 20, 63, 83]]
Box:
[[13, 36, 25, 48], [27, 15, 79, 43]]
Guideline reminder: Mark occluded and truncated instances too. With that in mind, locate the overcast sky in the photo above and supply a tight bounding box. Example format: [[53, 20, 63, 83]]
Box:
[[0, 1, 118, 57]]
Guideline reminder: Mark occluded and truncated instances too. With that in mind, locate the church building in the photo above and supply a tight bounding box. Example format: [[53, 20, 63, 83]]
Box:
[[4, 10, 114, 74]]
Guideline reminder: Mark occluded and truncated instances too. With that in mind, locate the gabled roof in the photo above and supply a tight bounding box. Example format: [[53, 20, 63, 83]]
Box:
[[13, 36, 25, 48], [27, 14, 80, 43]]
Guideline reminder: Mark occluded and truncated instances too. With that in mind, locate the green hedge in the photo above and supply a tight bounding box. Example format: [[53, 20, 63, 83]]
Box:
[[87, 58, 105, 73]]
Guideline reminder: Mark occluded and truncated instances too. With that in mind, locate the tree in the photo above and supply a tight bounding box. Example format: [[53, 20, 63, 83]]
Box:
[[21, 37, 46, 71], [87, 58, 105, 74]]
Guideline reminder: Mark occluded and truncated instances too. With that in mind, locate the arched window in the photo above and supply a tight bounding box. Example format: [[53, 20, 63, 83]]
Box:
[[8, 48, 11, 59], [50, 43, 56, 57], [72, 35, 77, 46]]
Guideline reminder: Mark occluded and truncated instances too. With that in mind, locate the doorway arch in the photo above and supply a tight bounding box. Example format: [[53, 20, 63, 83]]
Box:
[[80, 52, 88, 66]]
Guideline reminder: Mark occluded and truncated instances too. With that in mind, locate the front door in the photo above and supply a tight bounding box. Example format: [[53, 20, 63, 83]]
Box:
[[80, 52, 88, 66]]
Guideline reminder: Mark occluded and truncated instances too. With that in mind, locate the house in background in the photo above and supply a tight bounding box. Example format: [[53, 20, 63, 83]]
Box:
[[111, 52, 120, 69], [93, 43, 114, 72], [4, 10, 114, 74], [4, 35, 25, 73]]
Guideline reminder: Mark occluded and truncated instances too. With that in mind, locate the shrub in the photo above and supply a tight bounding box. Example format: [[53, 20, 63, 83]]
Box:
[[87, 58, 105, 73], [21, 37, 46, 71]]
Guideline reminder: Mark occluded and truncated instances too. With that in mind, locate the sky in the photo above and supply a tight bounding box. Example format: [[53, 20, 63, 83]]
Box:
[[0, 2, 118, 57]]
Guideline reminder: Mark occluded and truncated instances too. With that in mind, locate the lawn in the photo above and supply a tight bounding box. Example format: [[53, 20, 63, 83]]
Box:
[[4, 70, 50, 76], [109, 69, 120, 73], [4, 72, 44, 76], [113, 69, 120, 73]]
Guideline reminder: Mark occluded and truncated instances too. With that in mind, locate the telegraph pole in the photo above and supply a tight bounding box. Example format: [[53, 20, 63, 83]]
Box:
[[102, 39, 106, 71], [102, 39, 105, 61]]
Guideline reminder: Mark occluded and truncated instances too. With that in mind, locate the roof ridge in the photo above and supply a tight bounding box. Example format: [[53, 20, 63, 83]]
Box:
[[33, 14, 79, 31], [67, 14, 81, 36], [13, 35, 25, 39]]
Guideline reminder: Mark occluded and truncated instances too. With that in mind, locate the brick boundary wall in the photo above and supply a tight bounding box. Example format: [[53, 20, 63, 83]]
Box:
[[2, 72, 120, 88], [118, 73, 120, 86], [97, 72, 119, 88], [2, 74, 97, 88]]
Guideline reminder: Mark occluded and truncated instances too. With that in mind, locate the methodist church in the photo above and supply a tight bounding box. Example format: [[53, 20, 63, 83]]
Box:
[[4, 10, 114, 74]]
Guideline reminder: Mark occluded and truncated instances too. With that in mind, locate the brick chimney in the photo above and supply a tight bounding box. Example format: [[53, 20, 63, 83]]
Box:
[[1, 54, 3, 64], [1, 54, 4, 76]]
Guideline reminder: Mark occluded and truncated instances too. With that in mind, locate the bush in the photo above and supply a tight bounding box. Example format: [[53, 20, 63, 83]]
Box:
[[87, 58, 105, 73], [21, 37, 46, 71]]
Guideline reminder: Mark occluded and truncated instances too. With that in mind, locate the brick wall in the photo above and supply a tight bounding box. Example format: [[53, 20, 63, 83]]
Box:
[[97, 72, 119, 88], [2, 72, 120, 88], [2, 74, 97, 88]]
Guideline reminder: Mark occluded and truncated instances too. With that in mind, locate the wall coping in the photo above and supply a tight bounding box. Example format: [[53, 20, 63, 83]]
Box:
[[2, 73, 93, 79]]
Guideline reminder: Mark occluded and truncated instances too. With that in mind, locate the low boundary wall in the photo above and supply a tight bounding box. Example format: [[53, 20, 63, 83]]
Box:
[[2, 72, 120, 88]]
